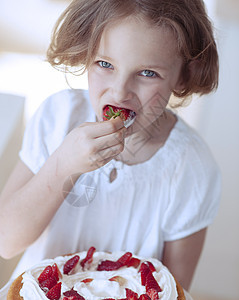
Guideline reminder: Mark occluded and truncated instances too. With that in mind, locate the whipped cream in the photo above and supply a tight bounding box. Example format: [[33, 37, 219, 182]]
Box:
[[20, 251, 178, 299]]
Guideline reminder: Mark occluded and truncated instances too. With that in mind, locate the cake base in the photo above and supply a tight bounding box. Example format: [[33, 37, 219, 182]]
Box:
[[175, 277, 186, 300], [7, 274, 186, 300], [7, 274, 23, 300]]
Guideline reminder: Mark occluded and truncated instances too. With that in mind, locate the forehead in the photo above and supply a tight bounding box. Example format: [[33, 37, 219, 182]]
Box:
[[97, 16, 182, 69]]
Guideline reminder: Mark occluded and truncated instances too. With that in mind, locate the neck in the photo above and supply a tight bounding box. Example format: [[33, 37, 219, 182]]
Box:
[[116, 110, 177, 165]]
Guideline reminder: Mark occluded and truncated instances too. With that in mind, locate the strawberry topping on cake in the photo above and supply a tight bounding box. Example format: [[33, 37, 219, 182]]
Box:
[[18, 247, 183, 300]]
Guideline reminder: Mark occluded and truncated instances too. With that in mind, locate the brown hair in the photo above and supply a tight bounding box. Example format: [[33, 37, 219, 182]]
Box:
[[47, 0, 219, 102]]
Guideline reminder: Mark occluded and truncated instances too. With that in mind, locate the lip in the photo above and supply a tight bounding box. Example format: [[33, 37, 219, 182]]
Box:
[[102, 104, 136, 113]]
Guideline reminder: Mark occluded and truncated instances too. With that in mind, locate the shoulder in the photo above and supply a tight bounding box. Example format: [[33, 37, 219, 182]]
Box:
[[19, 89, 95, 172], [30, 89, 95, 133], [161, 117, 221, 241], [164, 116, 219, 172], [168, 116, 221, 201], [39, 89, 93, 123]]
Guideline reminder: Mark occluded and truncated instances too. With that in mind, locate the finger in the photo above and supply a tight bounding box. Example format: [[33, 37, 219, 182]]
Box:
[[89, 117, 125, 138], [95, 126, 126, 150], [96, 142, 124, 163]]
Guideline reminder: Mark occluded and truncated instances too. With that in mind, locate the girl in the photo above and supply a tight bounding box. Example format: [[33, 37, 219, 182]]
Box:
[[0, 0, 220, 293]]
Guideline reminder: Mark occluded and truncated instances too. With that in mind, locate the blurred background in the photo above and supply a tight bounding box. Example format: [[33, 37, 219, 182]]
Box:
[[0, 0, 238, 299]]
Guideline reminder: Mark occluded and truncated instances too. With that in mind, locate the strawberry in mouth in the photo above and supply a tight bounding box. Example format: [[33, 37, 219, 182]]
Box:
[[103, 105, 136, 128]]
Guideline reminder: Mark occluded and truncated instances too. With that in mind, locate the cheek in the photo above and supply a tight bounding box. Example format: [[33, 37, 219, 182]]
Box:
[[87, 71, 102, 116], [141, 89, 170, 116]]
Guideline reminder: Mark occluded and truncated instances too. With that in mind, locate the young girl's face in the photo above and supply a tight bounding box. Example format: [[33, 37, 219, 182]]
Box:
[[88, 16, 184, 133]]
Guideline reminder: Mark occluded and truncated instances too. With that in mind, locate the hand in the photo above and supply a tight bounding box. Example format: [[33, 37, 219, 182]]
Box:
[[55, 117, 126, 176]]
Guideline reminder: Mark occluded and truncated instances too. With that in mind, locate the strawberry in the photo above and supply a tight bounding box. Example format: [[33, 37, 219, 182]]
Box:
[[109, 275, 126, 285], [52, 263, 62, 281], [103, 106, 124, 120], [139, 263, 151, 286], [97, 260, 122, 271], [46, 282, 61, 300], [103, 105, 135, 122], [81, 278, 93, 283], [38, 266, 53, 284], [97, 252, 134, 271], [127, 257, 141, 268], [103, 105, 136, 128], [39, 277, 58, 291], [146, 289, 160, 300], [139, 295, 151, 300], [63, 288, 85, 300], [145, 272, 162, 293], [63, 255, 80, 275], [125, 288, 139, 300], [117, 252, 132, 266], [145, 261, 156, 273], [80, 246, 96, 268]]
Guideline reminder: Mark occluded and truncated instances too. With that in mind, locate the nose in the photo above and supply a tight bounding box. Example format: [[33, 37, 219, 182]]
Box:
[[110, 74, 134, 105]]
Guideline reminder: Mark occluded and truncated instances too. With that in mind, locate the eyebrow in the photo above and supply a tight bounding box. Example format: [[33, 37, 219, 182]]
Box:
[[96, 54, 169, 71], [139, 64, 169, 71], [95, 54, 113, 62]]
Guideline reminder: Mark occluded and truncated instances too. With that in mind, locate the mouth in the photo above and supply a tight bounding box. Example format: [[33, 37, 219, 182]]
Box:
[[103, 105, 136, 128]]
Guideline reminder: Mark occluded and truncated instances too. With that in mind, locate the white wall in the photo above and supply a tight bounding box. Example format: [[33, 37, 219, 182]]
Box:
[[0, 0, 69, 53]]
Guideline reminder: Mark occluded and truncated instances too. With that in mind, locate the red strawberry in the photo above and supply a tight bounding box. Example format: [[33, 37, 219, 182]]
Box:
[[145, 261, 156, 273], [109, 276, 126, 285], [125, 288, 139, 300], [38, 266, 53, 284], [80, 246, 96, 268], [145, 272, 162, 293], [52, 263, 62, 281], [103, 105, 136, 122], [146, 289, 160, 300], [46, 282, 61, 300], [139, 295, 151, 300], [117, 252, 132, 266], [81, 278, 93, 283], [139, 263, 151, 286], [127, 257, 141, 268], [63, 288, 85, 300], [39, 277, 58, 291], [63, 255, 80, 275], [97, 260, 122, 271]]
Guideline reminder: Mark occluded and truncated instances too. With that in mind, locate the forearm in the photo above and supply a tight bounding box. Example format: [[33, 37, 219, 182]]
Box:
[[162, 228, 207, 291], [0, 153, 74, 259], [0, 118, 125, 259]]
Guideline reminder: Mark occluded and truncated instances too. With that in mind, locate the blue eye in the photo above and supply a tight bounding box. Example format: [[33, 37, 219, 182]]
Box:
[[141, 70, 157, 77], [98, 61, 113, 69]]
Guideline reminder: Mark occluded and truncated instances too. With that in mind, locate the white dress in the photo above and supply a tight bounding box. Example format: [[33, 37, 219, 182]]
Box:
[[9, 89, 221, 280]]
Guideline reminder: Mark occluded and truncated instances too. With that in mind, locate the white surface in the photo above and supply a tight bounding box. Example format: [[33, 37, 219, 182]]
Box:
[[0, 93, 25, 156], [0, 52, 88, 123], [0, 0, 68, 53]]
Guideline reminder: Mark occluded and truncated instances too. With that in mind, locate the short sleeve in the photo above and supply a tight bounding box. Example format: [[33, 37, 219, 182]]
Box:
[[162, 139, 221, 241], [19, 89, 93, 174], [19, 98, 51, 174]]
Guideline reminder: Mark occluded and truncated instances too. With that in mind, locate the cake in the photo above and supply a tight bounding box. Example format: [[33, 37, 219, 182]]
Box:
[[7, 247, 186, 300]]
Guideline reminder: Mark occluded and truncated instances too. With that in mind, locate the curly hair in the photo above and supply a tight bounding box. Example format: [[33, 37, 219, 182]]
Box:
[[47, 0, 219, 101]]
